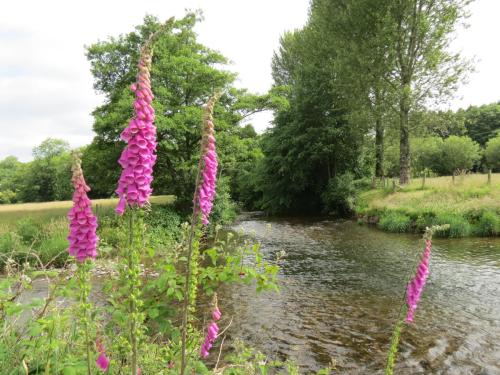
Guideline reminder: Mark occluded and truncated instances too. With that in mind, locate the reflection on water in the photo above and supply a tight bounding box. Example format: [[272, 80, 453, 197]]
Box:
[[219, 216, 500, 374]]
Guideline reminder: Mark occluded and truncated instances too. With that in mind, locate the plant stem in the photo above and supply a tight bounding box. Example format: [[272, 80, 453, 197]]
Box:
[[128, 210, 138, 375], [180, 93, 220, 375], [180, 203, 200, 375], [78, 261, 92, 375], [385, 316, 403, 375]]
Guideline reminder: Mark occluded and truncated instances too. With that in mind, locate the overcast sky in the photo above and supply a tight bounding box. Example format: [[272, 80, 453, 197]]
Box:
[[0, 0, 499, 162]]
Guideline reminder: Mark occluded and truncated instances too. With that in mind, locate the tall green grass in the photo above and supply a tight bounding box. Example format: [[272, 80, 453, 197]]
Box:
[[358, 174, 500, 237]]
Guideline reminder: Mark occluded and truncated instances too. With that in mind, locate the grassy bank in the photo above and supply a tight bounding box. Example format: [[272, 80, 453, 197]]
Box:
[[0, 195, 177, 268], [357, 174, 500, 237]]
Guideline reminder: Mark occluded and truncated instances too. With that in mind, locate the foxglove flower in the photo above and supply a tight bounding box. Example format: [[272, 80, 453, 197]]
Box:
[[200, 303, 222, 358], [115, 41, 157, 215], [212, 306, 221, 321], [96, 338, 110, 371], [406, 239, 432, 322], [196, 95, 219, 225], [67, 155, 98, 262], [96, 353, 110, 372]]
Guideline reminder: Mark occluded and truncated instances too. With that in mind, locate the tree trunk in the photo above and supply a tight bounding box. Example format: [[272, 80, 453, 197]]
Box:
[[399, 101, 410, 184], [375, 115, 384, 178]]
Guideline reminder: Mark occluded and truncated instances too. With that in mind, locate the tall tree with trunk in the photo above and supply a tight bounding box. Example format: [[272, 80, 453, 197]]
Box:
[[384, 0, 472, 183], [309, 0, 396, 178]]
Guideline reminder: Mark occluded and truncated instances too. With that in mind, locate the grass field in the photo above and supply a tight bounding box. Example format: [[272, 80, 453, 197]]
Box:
[[0, 195, 175, 224], [357, 173, 500, 237], [0, 195, 176, 268]]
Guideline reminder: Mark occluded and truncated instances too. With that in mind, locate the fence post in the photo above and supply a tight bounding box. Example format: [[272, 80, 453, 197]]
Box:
[[421, 170, 426, 189], [488, 169, 491, 185]]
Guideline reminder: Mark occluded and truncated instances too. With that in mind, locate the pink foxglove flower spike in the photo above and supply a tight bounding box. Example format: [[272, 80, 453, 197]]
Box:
[[196, 94, 220, 225], [95, 337, 110, 372], [115, 35, 157, 215], [67, 153, 98, 262], [406, 239, 431, 322]]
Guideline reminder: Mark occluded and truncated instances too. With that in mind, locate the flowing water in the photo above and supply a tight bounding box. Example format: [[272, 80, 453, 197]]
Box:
[[218, 215, 500, 374]]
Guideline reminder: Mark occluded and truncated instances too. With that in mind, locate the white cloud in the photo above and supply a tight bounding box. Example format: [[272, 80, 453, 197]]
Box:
[[0, 0, 498, 161]]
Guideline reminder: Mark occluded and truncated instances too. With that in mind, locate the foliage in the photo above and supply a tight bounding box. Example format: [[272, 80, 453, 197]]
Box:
[[83, 14, 274, 207], [475, 211, 500, 237], [260, 27, 366, 214], [485, 134, 500, 171], [378, 212, 412, 233], [437, 136, 481, 175], [359, 173, 500, 237], [411, 137, 444, 175], [209, 176, 238, 229], [432, 213, 471, 238], [322, 172, 357, 215], [463, 102, 500, 146]]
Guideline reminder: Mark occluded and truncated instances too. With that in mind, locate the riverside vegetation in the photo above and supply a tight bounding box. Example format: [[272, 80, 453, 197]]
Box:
[[357, 173, 500, 237], [1, 1, 499, 373]]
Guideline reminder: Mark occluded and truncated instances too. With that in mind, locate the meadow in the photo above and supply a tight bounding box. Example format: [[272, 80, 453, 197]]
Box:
[[0, 195, 176, 268], [0, 195, 174, 224], [357, 173, 500, 237]]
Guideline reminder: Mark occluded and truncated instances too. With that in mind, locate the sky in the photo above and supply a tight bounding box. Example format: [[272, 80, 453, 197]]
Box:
[[0, 0, 499, 162]]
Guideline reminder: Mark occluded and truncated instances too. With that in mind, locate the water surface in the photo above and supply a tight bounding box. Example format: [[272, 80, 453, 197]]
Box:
[[219, 216, 500, 374]]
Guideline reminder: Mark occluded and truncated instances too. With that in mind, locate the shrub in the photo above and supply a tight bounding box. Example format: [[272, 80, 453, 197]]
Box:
[[433, 213, 471, 237], [437, 136, 481, 175], [322, 172, 357, 215], [0, 190, 17, 204], [411, 137, 443, 175], [145, 205, 183, 246], [475, 211, 500, 236], [485, 134, 500, 171], [379, 212, 411, 233]]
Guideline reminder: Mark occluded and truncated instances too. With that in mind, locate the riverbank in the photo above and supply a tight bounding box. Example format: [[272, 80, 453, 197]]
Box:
[[356, 173, 500, 237]]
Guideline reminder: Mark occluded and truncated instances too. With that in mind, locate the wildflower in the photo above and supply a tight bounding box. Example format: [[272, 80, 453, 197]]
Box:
[[212, 306, 221, 321], [96, 353, 110, 372], [115, 40, 157, 215], [95, 338, 110, 372], [196, 95, 219, 225], [200, 301, 222, 358], [200, 321, 219, 358], [406, 239, 432, 322], [67, 154, 98, 262]]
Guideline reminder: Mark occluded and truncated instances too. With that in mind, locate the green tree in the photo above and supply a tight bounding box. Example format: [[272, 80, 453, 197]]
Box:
[[84, 13, 273, 208], [463, 102, 500, 146], [383, 0, 471, 184], [438, 135, 481, 175], [411, 136, 443, 175], [485, 134, 500, 171], [17, 139, 72, 202], [261, 27, 366, 214], [310, 0, 396, 178]]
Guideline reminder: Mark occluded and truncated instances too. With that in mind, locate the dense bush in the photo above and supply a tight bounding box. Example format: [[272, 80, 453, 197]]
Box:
[[437, 136, 481, 175], [411, 137, 443, 175], [378, 212, 411, 233], [322, 173, 356, 215]]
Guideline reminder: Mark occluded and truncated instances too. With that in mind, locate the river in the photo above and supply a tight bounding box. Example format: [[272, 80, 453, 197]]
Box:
[[218, 215, 500, 374]]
